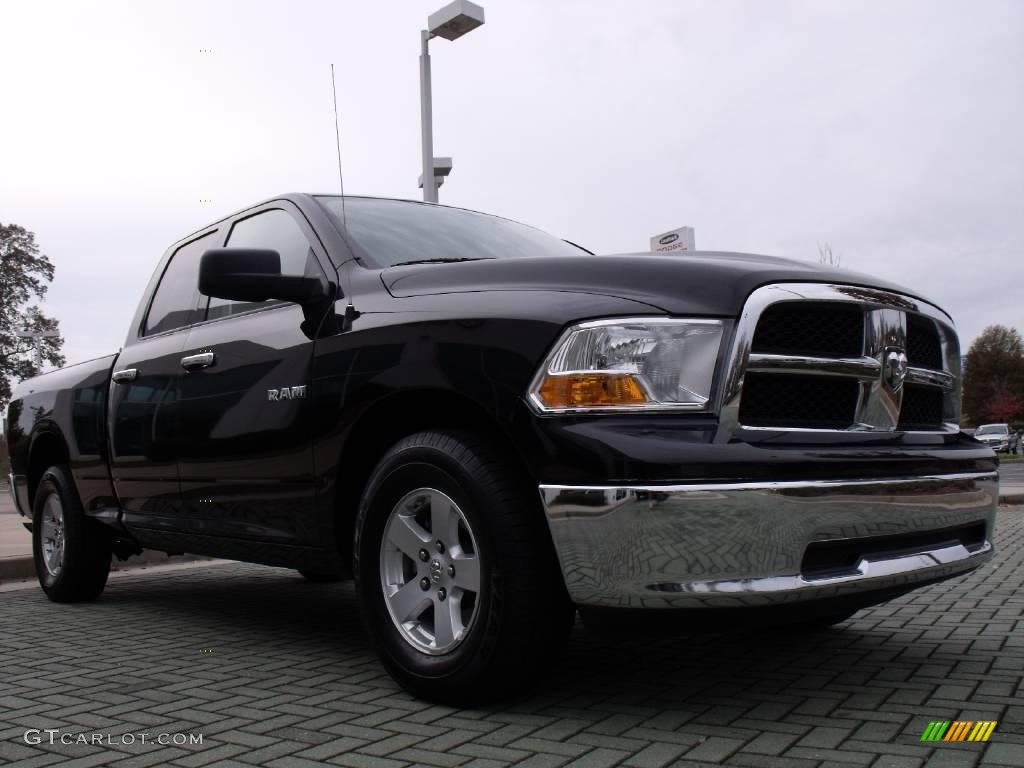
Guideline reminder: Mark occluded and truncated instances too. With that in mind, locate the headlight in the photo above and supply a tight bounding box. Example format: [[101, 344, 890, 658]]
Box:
[[528, 318, 724, 413]]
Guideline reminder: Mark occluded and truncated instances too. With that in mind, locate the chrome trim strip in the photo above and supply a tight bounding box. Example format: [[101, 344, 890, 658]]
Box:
[[807, 542, 986, 585], [644, 542, 991, 595], [715, 419, 963, 436], [746, 353, 881, 379], [539, 471, 996, 495], [906, 367, 955, 390], [719, 282, 961, 438], [8, 473, 25, 517], [539, 471, 997, 609]]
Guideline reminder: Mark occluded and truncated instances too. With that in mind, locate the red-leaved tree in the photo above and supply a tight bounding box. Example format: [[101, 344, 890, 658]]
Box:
[[962, 325, 1024, 425], [985, 387, 1023, 424]]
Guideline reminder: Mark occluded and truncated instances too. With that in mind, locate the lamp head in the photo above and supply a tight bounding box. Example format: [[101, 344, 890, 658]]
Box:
[[428, 0, 485, 41]]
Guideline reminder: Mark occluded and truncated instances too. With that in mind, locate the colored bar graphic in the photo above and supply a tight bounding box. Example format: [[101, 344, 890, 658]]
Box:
[[968, 722, 998, 742], [949, 721, 972, 741], [922, 721, 997, 742], [921, 721, 950, 741]]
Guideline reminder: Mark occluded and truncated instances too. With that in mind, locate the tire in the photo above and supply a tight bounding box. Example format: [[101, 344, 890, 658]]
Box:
[[297, 569, 342, 583], [354, 430, 574, 705], [32, 465, 111, 602]]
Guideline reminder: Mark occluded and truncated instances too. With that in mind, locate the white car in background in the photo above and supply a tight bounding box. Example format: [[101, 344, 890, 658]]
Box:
[[974, 423, 1019, 453]]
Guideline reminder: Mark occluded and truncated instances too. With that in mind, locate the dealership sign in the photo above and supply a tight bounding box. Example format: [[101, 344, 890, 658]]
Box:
[[650, 226, 695, 253]]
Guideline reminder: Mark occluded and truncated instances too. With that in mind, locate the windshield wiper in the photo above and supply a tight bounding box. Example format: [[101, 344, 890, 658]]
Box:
[[389, 257, 493, 266]]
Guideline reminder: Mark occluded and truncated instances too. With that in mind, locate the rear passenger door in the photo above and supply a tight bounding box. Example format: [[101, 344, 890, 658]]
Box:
[[177, 204, 333, 546], [109, 229, 220, 534]]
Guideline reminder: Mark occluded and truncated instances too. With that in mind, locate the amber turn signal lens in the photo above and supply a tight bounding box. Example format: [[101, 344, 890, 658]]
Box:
[[537, 373, 648, 409]]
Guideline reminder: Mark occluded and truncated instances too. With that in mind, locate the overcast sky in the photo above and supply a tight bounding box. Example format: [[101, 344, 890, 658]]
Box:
[[1, 0, 1021, 365]]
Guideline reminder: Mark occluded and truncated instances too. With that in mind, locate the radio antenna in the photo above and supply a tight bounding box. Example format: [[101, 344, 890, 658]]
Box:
[[330, 63, 348, 229], [329, 64, 359, 333]]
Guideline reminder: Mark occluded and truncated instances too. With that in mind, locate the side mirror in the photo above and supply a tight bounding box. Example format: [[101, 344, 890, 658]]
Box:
[[199, 248, 327, 304]]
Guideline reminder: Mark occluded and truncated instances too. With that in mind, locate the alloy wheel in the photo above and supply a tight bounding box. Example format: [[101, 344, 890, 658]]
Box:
[[39, 493, 65, 577], [379, 488, 482, 655]]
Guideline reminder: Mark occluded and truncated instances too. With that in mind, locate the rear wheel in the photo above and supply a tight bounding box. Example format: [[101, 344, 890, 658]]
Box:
[[32, 465, 111, 602], [354, 431, 574, 704]]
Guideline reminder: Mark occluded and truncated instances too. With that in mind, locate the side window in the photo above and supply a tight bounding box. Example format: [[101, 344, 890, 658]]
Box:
[[205, 208, 319, 320], [143, 231, 218, 336]]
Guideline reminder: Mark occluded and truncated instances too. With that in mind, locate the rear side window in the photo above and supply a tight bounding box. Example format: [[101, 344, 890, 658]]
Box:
[[205, 208, 320, 320], [144, 231, 218, 336]]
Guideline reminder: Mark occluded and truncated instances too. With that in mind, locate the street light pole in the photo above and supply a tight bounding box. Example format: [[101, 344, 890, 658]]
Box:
[[14, 330, 59, 369], [418, 1, 485, 203], [420, 30, 438, 204]]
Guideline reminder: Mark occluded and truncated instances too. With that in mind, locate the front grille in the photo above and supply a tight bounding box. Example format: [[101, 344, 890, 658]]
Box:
[[752, 302, 863, 358], [899, 384, 944, 429], [726, 284, 960, 435], [907, 315, 943, 370], [801, 522, 986, 580], [739, 373, 859, 429]]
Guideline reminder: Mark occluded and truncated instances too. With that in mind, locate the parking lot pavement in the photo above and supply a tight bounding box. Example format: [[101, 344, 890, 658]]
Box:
[[0, 511, 1021, 768], [1000, 461, 1024, 485]]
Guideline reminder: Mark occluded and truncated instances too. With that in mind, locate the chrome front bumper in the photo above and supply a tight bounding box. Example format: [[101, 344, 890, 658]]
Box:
[[539, 472, 997, 609], [8, 473, 28, 518]]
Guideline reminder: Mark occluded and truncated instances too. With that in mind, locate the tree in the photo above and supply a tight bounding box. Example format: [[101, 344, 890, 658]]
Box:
[[986, 387, 1023, 424], [0, 223, 66, 413], [962, 325, 1024, 425]]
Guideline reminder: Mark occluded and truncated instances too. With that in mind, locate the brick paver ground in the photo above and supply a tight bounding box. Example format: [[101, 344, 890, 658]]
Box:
[[1, 509, 1021, 768]]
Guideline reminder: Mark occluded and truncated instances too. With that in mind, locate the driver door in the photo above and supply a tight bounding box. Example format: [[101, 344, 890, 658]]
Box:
[[176, 204, 332, 546]]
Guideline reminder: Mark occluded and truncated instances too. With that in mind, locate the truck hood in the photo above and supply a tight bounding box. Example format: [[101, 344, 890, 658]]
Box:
[[382, 251, 942, 317]]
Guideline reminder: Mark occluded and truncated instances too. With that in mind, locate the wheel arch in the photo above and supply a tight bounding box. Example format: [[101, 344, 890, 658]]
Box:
[[330, 388, 541, 570], [27, 425, 71, 508]]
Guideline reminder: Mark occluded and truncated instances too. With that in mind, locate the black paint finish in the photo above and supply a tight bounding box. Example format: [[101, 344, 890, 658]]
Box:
[[4, 193, 996, 574], [177, 305, 324, 546]]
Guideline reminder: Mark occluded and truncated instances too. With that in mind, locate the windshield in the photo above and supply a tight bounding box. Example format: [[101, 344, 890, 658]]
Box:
[[976, 424, 1008, 436], [317, 196, 589, 268]]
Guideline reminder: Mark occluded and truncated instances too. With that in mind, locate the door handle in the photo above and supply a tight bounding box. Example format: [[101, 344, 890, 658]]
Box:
[[112, 368, 138, 383], [181, 352, 216, 371]]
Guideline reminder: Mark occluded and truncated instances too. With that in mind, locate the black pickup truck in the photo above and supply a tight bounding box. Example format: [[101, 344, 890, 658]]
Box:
[[6, 194, 997, 703]]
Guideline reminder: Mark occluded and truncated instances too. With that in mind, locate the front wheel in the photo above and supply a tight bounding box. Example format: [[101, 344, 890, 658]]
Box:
[[354, 431, 574, 704], [32, 465, 112, 602]]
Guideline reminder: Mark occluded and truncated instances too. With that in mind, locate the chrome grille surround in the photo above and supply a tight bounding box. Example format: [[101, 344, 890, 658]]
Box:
[[720, 283, 961, 436]]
